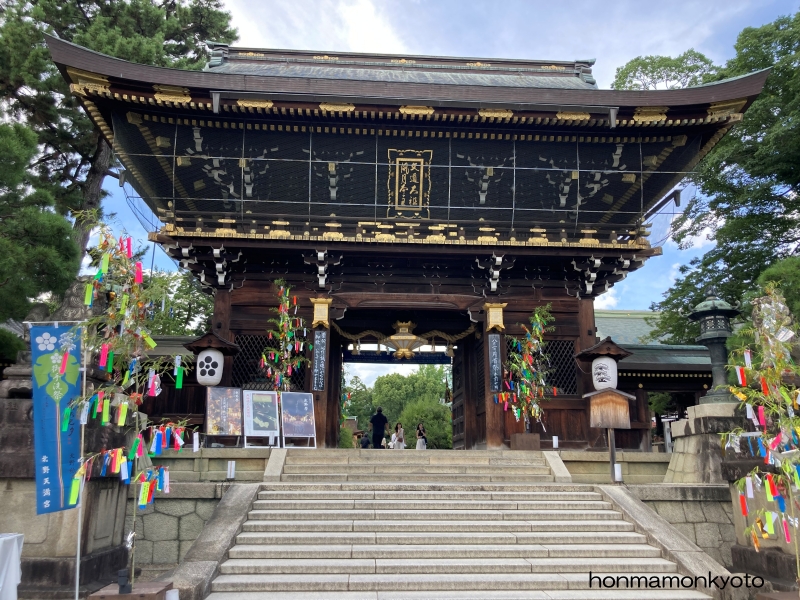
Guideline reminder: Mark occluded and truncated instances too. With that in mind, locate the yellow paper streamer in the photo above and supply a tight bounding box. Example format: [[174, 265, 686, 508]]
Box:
[[102, 396, 110, 424], [68, 478, 81, 506], [118, 402, 129, 426]]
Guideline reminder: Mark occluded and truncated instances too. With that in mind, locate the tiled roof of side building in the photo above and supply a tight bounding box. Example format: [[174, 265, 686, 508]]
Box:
[[595, 310, 664, 346]]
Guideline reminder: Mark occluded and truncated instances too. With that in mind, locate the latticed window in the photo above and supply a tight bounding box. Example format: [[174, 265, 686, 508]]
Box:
[[232, 334, 306, 391], [504, 336, 577, 396]]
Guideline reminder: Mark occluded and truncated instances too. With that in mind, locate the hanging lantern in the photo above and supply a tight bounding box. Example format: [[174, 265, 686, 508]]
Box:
[[183, 331, 241, 387], [591, 356, 617, 391]]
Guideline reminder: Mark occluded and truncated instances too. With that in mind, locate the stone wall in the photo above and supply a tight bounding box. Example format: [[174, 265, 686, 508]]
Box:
[[629, 484, 736, 568], [559, 450, 671, 483], [124, 482, 229, 566], [149, 447, 270, 482]]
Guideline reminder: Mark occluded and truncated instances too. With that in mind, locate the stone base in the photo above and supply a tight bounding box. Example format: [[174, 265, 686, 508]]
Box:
[[18, 545, 128, 598], [510, 433, 540, 451], [733, 544, 798, 592], [664, 403, 746, 484], [89, 582, 173, 600]]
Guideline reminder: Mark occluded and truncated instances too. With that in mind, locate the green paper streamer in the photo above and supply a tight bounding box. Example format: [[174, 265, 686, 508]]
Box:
[[68, 477, 80, 506], [128, 438, 140, 460], [84, 283, 93, 305], [91, 396, 98, 419], [101, 253, 110, 273], [102, 396, 110, 424], [120, 294, 129, 311], [122, 370, 129, 386], [107, 351, 114, 373], [176, 366, 183, 389], [61, 406, 71, 432]]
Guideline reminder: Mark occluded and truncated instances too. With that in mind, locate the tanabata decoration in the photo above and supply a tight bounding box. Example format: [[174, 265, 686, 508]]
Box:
[[496, 305, 556, 426], [261, 279, 311, 392], [721, 285, 800, 567]]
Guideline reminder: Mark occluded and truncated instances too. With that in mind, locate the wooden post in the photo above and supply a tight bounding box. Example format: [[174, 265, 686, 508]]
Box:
[[213, 289, 233, 386], [484, 323, 504, 449], [635, 388, 652, 452], [577, 298, 600, 447], [608, 428, 617, 483]]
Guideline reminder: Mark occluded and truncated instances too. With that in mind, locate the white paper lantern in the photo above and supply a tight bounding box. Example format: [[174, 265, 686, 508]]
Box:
[[196, 348, 224, 386], [591, 356, 617, 391]]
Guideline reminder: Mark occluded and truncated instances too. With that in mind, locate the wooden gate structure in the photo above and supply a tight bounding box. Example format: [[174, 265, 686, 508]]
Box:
[[48, 37, 767, 448]]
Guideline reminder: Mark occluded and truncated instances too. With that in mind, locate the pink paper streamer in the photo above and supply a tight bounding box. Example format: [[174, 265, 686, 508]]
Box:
[[784, 518, 792, 543], [135, 262, 143, 284], [99, 344, 109, 367], [60, 352, 69, 375], [758, 406, 766, 427], [126, 237, 132, 258]]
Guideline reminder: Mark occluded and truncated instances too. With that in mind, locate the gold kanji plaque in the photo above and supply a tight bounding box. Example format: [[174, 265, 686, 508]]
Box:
[[387, 149, 432, 219]]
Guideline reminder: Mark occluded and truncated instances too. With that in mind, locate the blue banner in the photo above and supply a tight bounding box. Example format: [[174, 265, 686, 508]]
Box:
[[31, 325, 82, 515]]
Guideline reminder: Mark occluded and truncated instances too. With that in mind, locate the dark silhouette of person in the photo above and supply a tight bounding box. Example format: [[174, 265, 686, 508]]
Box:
[[369, 407, 389, 449]]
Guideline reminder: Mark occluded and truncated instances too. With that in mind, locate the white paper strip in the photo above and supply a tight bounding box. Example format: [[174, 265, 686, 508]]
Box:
[[80, 402, 89, 425], [193, 432, 200, 453], [746, 476, 754, 498]]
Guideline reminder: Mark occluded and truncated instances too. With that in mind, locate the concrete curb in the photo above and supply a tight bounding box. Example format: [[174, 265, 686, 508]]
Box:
[[160, 483, 259, 600], [599, 484, 765, 600], [263, 448, 287, 482], [542, 451, 572, 483]]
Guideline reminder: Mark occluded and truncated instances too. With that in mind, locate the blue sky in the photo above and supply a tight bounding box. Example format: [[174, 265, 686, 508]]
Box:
[[101, 0, 795, 323]]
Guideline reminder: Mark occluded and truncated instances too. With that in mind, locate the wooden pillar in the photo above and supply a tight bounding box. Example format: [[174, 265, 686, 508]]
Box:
[[213, 289, 233, 386], [308, 327, 331, 447], [463, 334, 478, 449], [484, 323, 504, 449], [326, 328, 343, 448], [635, 388, 652, 452], [577, 298, 601, 447]]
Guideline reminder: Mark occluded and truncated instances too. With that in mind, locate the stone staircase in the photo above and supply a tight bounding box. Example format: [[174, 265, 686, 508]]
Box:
[[203, 450, 713, 599], [280, 448, 555, 483]]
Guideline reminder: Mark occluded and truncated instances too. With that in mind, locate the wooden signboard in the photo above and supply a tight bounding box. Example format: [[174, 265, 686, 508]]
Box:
[[243, 390, 280, 447], [280, 392, 317, 448], [488, 333, 502, 392], [312, 330, 327, 391], [205, 387, 242, 436]]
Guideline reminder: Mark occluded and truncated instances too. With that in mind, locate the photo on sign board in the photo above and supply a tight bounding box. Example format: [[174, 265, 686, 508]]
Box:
[[243, 390, 280, 437], [206, 387, 242, 435], [280, 392, 316, 437]]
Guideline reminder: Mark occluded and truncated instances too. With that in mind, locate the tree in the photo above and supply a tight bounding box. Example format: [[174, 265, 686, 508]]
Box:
[[644, 14, 800, 342], [611, 49, 716, 90], [399, 399, 452, 449], [342, 373, 375, 431], [758, 256, 800, 321], [372, 365, 448, 425], [0, 329, 26, 361], [144, 270, 214, 336], [0, 0, 237, 255], [0, 122, 80, 321]]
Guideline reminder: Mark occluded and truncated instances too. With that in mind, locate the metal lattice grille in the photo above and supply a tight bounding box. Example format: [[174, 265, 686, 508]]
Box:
[[504, 337, 577, 396], [232, 334, 307, 391]]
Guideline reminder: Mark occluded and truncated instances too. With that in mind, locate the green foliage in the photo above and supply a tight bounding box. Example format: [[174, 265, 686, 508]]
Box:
[[372, 364, 449, 425], [611, 49, 716, 90], [648, 392, 672, 415], [342, 374, 375, 431], [338, 425, 355, 448], [145, 270, 213, 336], [0, 330, 26, 361], [0, 122, 80, 320], [645, 13, 800, 341], [758, 256, 800, 320], [0, 0, 237, 252], [398, 399, 452, 449]]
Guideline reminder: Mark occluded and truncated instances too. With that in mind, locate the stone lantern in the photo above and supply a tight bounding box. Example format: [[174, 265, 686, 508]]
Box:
[[687, 289, 740, 403]]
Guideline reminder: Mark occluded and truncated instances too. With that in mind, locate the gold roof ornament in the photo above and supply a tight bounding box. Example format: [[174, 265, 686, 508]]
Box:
[[632, 106, 668, 122], [319, 102, 356, 112], [237, 99, 274, 109], [478, 108, 513, 119], [66, 67, 110, 95], [399, 105, 435, 116], [556, 111, 590, 121], [153, 84, 191, 103]]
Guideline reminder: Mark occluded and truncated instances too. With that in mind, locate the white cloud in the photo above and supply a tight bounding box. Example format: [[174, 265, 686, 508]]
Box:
[[346, 363, 418, 387], [594, 288, 619, 309]]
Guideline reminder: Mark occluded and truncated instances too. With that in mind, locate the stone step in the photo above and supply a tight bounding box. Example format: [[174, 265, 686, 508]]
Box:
[[281, 464, 549, 474], [206, 591, 712, 600], [241, 519, 633, 533], [220, 556, 677, 575], [235, 530, 647, 546], [210, 572, 700, 592], [228, 543, 664, 560], [257, 491, 604, 501], [280, 474, 555, 483], [251, 500, 613, 511], [259, 483, 585, 493], [246, 509, 622, 522]]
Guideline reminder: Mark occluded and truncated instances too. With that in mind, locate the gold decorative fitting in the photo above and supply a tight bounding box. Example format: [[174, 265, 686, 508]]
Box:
[[707, 98, 746, 118], [391, 58, 415, 64], [632, 106, 668, 122], [556, 111, 590, 121], [268, 229, 290, 239], [310, 298, 333, 328], [66, 67, 110, 95], [484, 303, 507, 332], [425, 234, 446, 243], [236, 99, 274, 109], [466, 62, 491, 67], [399, 105, 435, 116], [541, 65, 566, 71], [322, 231, 344, 240], [153, 85, 191, 103], [385, 322, 426, 359], [313, 55, 339, 60], [621, 173, 636, 183], [319, 102, 356, 112], [478, 108, 513, 119]]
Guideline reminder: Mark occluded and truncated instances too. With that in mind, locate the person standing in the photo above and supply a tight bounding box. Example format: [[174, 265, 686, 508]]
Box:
[[416, 423, 427, 450], [394, 422, 405, 450], [369, 407, 389, 449], [360, 434, 370, 449]]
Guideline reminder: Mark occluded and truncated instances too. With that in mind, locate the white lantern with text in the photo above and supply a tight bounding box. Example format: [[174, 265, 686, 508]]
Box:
[[591, 356, 617, 391]]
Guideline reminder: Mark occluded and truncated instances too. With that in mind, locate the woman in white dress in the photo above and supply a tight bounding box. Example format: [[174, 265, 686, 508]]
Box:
[[416, 423, 427, 450], [394, 422, 405, 450]]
